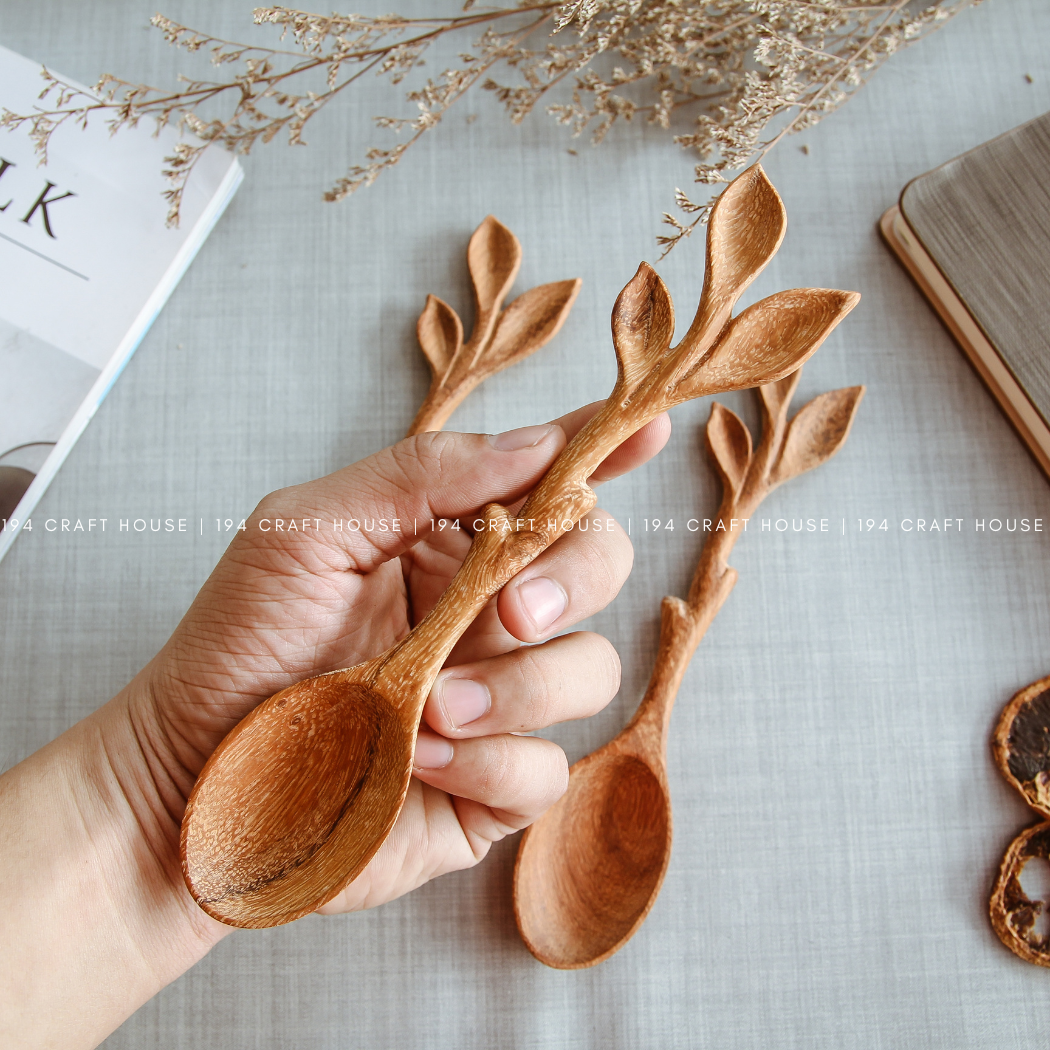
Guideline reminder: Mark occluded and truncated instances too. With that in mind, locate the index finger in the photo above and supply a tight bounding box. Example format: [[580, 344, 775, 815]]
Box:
[[552, 402, 671, 485]]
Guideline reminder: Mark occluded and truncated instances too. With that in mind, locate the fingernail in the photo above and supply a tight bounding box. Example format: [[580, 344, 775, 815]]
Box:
[[413, 733, 454, 769], [517, 576, 567, 633], [489, 424, 555, 451], [439, 677, 491, 729]]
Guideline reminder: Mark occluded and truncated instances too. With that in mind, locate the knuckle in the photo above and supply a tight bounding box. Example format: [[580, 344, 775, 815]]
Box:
[[368, 432, 465, 516], [478, 735, 514, 797], [370, 443, 425, 506], [499, 737, 567, 812], [405, 432, 456, 484], [578, 514, 632, 597], [253, 485, 296, 521], [582, 632, 621, 703], [601, 515, 634, 576], [514, 647, 559, 728]]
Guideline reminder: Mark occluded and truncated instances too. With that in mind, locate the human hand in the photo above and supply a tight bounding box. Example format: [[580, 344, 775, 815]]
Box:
[[133, 402, 670, 919], [0, 402, 669, 1050]]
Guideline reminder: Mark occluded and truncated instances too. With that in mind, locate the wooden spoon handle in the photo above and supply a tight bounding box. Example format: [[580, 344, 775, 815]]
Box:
[[376, 395, 666, 711], [376, 166, 860, 724], [620, 566, 737, 761], [373, 500, 577, 711]]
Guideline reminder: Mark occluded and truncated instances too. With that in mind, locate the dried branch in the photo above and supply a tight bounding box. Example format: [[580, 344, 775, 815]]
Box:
[[0, 1, 980, 247]]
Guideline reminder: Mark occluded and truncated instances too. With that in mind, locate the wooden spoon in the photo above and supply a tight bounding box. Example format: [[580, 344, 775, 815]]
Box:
[[513, 374, 865, 968], [514, 572, 736, 968], [181, 165, 858, 928]]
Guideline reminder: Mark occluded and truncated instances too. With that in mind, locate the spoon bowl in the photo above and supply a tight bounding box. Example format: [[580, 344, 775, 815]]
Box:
[[182, 505, 559, 927], [182, 670, 413, 927], [514, 748, 671, 968]]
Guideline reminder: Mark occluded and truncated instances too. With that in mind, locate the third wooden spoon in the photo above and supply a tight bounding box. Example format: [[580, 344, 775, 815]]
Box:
[[513, 371, 865, 968]]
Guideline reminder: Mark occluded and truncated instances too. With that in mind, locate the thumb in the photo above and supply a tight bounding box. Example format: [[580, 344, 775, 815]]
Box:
[[253, 423, 567, 572]]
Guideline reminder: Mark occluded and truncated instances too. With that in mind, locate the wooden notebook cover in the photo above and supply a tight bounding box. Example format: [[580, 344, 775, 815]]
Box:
[[900, 110, 1050, 432]]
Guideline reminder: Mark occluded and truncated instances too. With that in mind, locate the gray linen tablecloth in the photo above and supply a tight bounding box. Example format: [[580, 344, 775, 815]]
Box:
[[3, 1, 1050, 1046]]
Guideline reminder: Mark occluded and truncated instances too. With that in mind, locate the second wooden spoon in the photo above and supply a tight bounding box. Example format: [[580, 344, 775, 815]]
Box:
[[514, 575, 735, 967], [513, 375, 865, 968]]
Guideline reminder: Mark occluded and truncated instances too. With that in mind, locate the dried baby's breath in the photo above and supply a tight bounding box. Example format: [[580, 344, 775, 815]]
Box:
[[0, 1, 979, 251]]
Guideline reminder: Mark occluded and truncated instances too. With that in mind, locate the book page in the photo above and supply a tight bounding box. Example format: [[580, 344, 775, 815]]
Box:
[[0, 45, 240, 526], [0, 46, 235, 369]]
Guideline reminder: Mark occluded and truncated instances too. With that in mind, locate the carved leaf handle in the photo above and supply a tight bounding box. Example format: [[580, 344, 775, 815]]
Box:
[[408, 217, 581, 435], [680, 164, 787, 350], [758, 371, 802, 436], [706, 403, 752, 502], [611, 263, 675, 403], [416, 294, 463, 382], [468, 214, 521, 343], [483, 279, 581, 375], [386, 166, 860, 691], [675, 288, 860, 402]]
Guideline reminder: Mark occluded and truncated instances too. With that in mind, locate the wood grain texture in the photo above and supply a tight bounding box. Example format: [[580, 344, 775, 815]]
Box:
[[181, 165, 860, 929], [880, 204, 1050, 481], [185, 233, 576, 925], [514, 371, 865, 969], [408, 215, 581, 435], [900, 110, 1050, 431]]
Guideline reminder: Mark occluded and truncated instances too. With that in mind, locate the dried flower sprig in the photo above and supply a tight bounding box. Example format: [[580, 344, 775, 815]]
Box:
[[1, 1, 978, 248]]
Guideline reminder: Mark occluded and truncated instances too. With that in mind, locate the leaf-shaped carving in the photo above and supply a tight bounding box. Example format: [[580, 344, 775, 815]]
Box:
[[611, 262, 675, 398], [706, 402, 752, 499], [416, 294, 463, 381], [467, 215, 522, 321], [769, 385, 864, 487], [676, 288, 860, 402], [704, 165, 786, 306], [483, 279, 582, 373], [680, 165, 787, 349], [407, 217, 581, 437]]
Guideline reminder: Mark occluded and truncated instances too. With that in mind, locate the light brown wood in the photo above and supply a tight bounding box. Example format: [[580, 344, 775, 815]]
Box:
[[514, 370, 865, 969], [180, 164, 860, 929], [408, 215, 581, 435], [879, 205, 1050, 482]]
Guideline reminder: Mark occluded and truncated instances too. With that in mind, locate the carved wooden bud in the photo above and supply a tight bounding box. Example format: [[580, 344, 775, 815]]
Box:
[[416, 294, 463, 381], [611, 262, 675, 401]]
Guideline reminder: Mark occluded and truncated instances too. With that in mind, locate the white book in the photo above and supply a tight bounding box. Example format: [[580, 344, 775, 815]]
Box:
[[0, 44, 243, 563]]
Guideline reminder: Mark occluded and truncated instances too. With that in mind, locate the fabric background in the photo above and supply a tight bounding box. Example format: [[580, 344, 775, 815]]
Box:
[[2, 1, 1050, 1046]]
